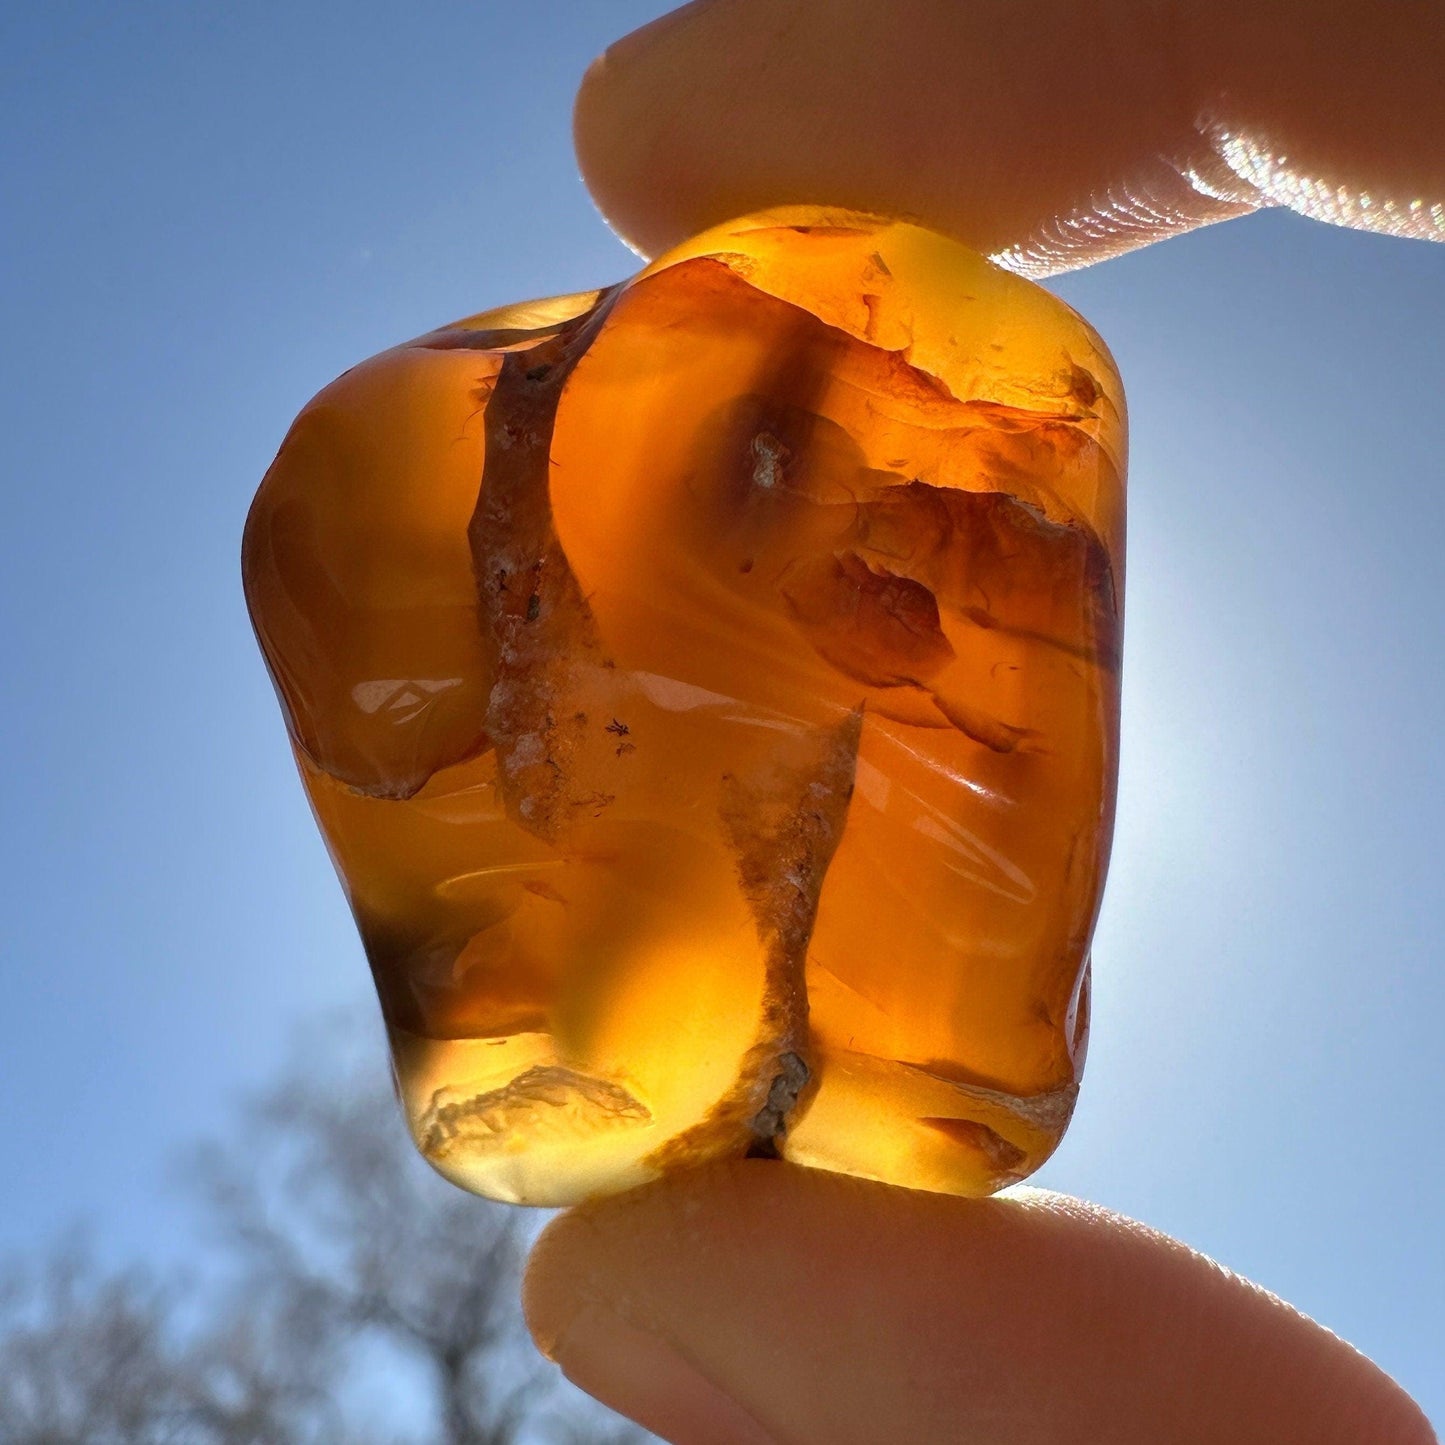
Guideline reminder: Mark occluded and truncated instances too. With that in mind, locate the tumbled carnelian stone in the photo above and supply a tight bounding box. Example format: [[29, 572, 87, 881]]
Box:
[[243, 208, 1125, 1205]]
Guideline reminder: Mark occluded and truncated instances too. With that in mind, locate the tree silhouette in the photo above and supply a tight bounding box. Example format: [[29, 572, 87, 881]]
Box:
[[0, 1022, 652, 1445]]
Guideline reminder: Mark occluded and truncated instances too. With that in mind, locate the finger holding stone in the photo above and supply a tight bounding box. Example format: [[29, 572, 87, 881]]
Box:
[[574, 0, 1445, 273], [525, 1160, 1436, 1445]]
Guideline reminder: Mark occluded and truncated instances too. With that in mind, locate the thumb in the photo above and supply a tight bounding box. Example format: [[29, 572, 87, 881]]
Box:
[[525, 1160, 1435, 1445]]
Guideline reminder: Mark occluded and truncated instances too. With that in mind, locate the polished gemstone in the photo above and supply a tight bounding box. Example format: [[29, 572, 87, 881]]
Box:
[[243, 208, 1125, 1205]]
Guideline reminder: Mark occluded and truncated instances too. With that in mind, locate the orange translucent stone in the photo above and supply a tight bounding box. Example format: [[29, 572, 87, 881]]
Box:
[[243, 209, 1125, 1205]]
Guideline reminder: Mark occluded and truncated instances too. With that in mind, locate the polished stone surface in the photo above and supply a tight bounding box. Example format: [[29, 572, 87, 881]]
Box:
[[243, 208, 1126, 1204]]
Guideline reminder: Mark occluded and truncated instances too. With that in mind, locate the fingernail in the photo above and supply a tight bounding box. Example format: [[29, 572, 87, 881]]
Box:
[[552, 1304, 779, 1445]]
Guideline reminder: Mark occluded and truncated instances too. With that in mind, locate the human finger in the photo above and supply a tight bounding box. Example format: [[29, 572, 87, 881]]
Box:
[[525, 1160, 1435, 1444], [574, 0, 1445, 274]]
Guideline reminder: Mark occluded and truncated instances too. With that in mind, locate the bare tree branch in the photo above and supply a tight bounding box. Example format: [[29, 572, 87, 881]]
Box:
[[0, 1016, 654, 1445]]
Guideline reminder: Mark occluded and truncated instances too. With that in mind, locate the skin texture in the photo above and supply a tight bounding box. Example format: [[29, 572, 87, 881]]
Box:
[[573, 0, 1445, 271], [526, 1163, 1436, 1444], [526, 3, 1444, 1439]]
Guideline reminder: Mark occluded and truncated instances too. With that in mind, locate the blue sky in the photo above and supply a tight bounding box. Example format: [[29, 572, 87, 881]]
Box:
[[2, 1, 1441, 1425]]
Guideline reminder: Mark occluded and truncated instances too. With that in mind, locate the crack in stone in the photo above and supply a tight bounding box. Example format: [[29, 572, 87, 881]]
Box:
[[644, 708, 862, 1171], [746, 1049, 812, 1158], [467, 288, 622, 843]]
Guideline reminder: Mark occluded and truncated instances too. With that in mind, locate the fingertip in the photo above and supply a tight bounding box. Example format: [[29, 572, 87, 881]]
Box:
[[525, 1163, 1435, 1445], [571, 15, 700, 260], [525, 1166, 787, 1444], [523, 1159, 781, 1356], [520, 1206, 572, 1362], [575, 0, 1443, 274], [570, 0, 1246, 271]]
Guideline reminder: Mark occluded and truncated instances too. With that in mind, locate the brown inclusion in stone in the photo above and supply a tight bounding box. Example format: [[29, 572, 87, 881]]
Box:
[[242, 208, 1125, 1205]]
